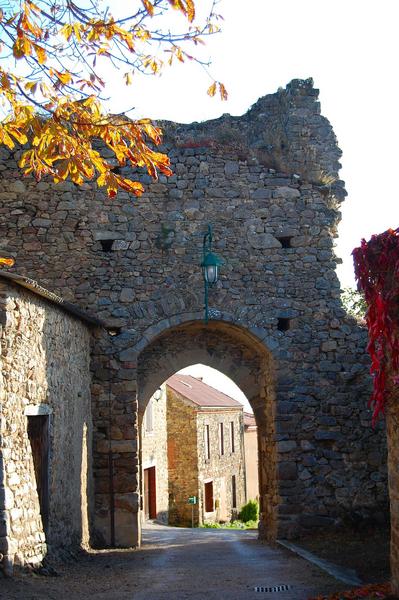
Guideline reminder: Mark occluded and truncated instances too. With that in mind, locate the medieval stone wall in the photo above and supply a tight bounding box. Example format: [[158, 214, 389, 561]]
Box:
[[0, 78, 387, 544], [0, 280, 93, 572]]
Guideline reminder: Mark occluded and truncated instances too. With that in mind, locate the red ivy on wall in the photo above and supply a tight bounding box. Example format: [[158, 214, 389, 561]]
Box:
[[353, 228, 399, 425]]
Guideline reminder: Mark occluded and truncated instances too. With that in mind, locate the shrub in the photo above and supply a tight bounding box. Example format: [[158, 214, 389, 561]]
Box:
[[239, 499, 259, 523]]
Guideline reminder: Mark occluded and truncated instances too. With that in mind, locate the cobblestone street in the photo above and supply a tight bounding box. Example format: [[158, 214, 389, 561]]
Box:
[[1, 524, 343, 600]]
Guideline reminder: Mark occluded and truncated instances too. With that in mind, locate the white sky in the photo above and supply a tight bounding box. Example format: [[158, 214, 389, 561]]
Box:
[[102, 0, 398, 288], [178, 364, 251, 412]]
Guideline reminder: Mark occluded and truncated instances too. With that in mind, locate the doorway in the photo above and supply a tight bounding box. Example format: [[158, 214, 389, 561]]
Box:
[[144, 466, 157, 520], [27, 414, 49, 532]]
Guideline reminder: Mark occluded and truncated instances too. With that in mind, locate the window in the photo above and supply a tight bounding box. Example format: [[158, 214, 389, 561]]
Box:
[[204, 424, 210, 460], [230, 421, 235, 453], [145, 399, 153, 433], [219, 422, 224, 456], [204, 481, 214, 512], [231, 475, 237, 509]]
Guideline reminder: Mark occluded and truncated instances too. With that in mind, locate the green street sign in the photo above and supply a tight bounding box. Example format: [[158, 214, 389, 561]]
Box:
[[188, 496, 197, 505]]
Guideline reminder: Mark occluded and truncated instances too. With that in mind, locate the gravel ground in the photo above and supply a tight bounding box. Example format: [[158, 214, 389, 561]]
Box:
[[0, 523, 351, 600]]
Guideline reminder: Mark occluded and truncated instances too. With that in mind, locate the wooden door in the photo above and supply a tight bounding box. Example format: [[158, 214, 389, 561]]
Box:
[[144, 467, 157, 520], [27, 415, 49, 532]]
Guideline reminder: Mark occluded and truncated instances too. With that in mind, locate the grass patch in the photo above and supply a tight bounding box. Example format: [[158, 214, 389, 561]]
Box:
[[200, 519, 258, 530]]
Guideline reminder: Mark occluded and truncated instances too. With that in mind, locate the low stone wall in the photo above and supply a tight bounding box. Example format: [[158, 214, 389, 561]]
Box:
[[0, 279, 93, 573]]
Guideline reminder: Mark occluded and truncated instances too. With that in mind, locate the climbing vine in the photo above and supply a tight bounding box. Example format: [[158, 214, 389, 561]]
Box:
[[353, 228, 399, 425]]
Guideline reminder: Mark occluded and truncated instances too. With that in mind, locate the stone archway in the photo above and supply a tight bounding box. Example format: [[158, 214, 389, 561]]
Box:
[[136, 318, 277, 544]]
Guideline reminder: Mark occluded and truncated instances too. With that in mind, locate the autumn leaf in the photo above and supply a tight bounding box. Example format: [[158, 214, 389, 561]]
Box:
[[0, 257, 14, 266], [124, 72, 133, 85], [219, 82, 228, 101], [33, 42, 46, 64], [142, 0, 154, 16], [207, 81, 216, 97], [0, 0, 224, 196]]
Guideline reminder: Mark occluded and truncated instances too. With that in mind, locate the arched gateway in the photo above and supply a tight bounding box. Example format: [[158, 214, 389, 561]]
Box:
[[137, 318, 277, 544], [0, 79, 387, 557]]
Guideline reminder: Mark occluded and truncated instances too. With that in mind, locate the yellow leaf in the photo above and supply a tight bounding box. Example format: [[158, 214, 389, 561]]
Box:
[[13, 35, 32, 59], [186, 0, 195, 22], [207, 81, 216, 97], [175, 47, 184, 62], [124, 72, 133, 85], [25, 80, 38, 93], [54, 70, 72, 85], [33, 43, 46, 64], [60, 23, 73, 40]]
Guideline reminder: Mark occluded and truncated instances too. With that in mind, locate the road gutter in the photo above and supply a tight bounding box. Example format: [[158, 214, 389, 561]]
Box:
[[277, 539, 363, 587]]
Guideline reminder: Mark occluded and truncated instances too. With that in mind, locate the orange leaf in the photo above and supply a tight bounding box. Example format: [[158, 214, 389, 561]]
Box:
[[142, 0, 154, 16], [0, 257, 14, 266], [219, 82, 228, 101]]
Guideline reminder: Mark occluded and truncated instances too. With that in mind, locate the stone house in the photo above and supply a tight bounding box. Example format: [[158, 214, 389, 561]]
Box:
[[0, 271, 99, 575], [140, 386, 169, 524], [0, 78, 388, 551], [244, 412, 259, 502], [166, 375, 246, 526]]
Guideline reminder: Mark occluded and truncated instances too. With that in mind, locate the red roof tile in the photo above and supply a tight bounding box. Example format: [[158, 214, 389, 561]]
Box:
[[244, 412, 257, 428], [166, 374, 243, 409]]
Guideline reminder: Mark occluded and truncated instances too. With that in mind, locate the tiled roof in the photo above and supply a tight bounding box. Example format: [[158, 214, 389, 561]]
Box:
[[166, 374, 243, 409], [0, 271, 103, 326], [244, 412, 257, 428]]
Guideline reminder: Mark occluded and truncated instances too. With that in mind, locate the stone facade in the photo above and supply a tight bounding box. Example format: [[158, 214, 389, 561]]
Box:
[[140, 387, 169, 523], [167, 381, 245, 526], [0, 78, 388, 546], [0, 275, 94, 574], [244, 412, 259, 502]]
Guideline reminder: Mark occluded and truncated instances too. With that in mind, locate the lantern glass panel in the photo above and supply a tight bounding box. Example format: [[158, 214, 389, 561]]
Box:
[[205, 264, 218, 284]]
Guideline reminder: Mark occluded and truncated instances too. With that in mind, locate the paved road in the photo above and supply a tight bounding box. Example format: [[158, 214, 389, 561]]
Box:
[[1, 523, 344, 600]]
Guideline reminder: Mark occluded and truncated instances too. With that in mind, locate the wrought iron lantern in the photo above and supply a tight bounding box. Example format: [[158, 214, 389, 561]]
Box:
[[201, 225, 223, 323]]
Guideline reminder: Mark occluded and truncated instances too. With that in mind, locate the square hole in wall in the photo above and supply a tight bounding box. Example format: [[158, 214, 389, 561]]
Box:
[[100, 239, 114, 252], [277, 236, 292, 248], [277, 318, 291, 331]]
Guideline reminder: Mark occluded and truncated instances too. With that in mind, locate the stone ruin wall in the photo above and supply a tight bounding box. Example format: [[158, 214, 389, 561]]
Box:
[[0, 78, 388, 542], [0, 281, 93, 572]]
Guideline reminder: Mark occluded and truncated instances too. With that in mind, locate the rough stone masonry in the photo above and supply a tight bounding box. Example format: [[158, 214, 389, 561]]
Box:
[[0, 78, 387, 549]]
